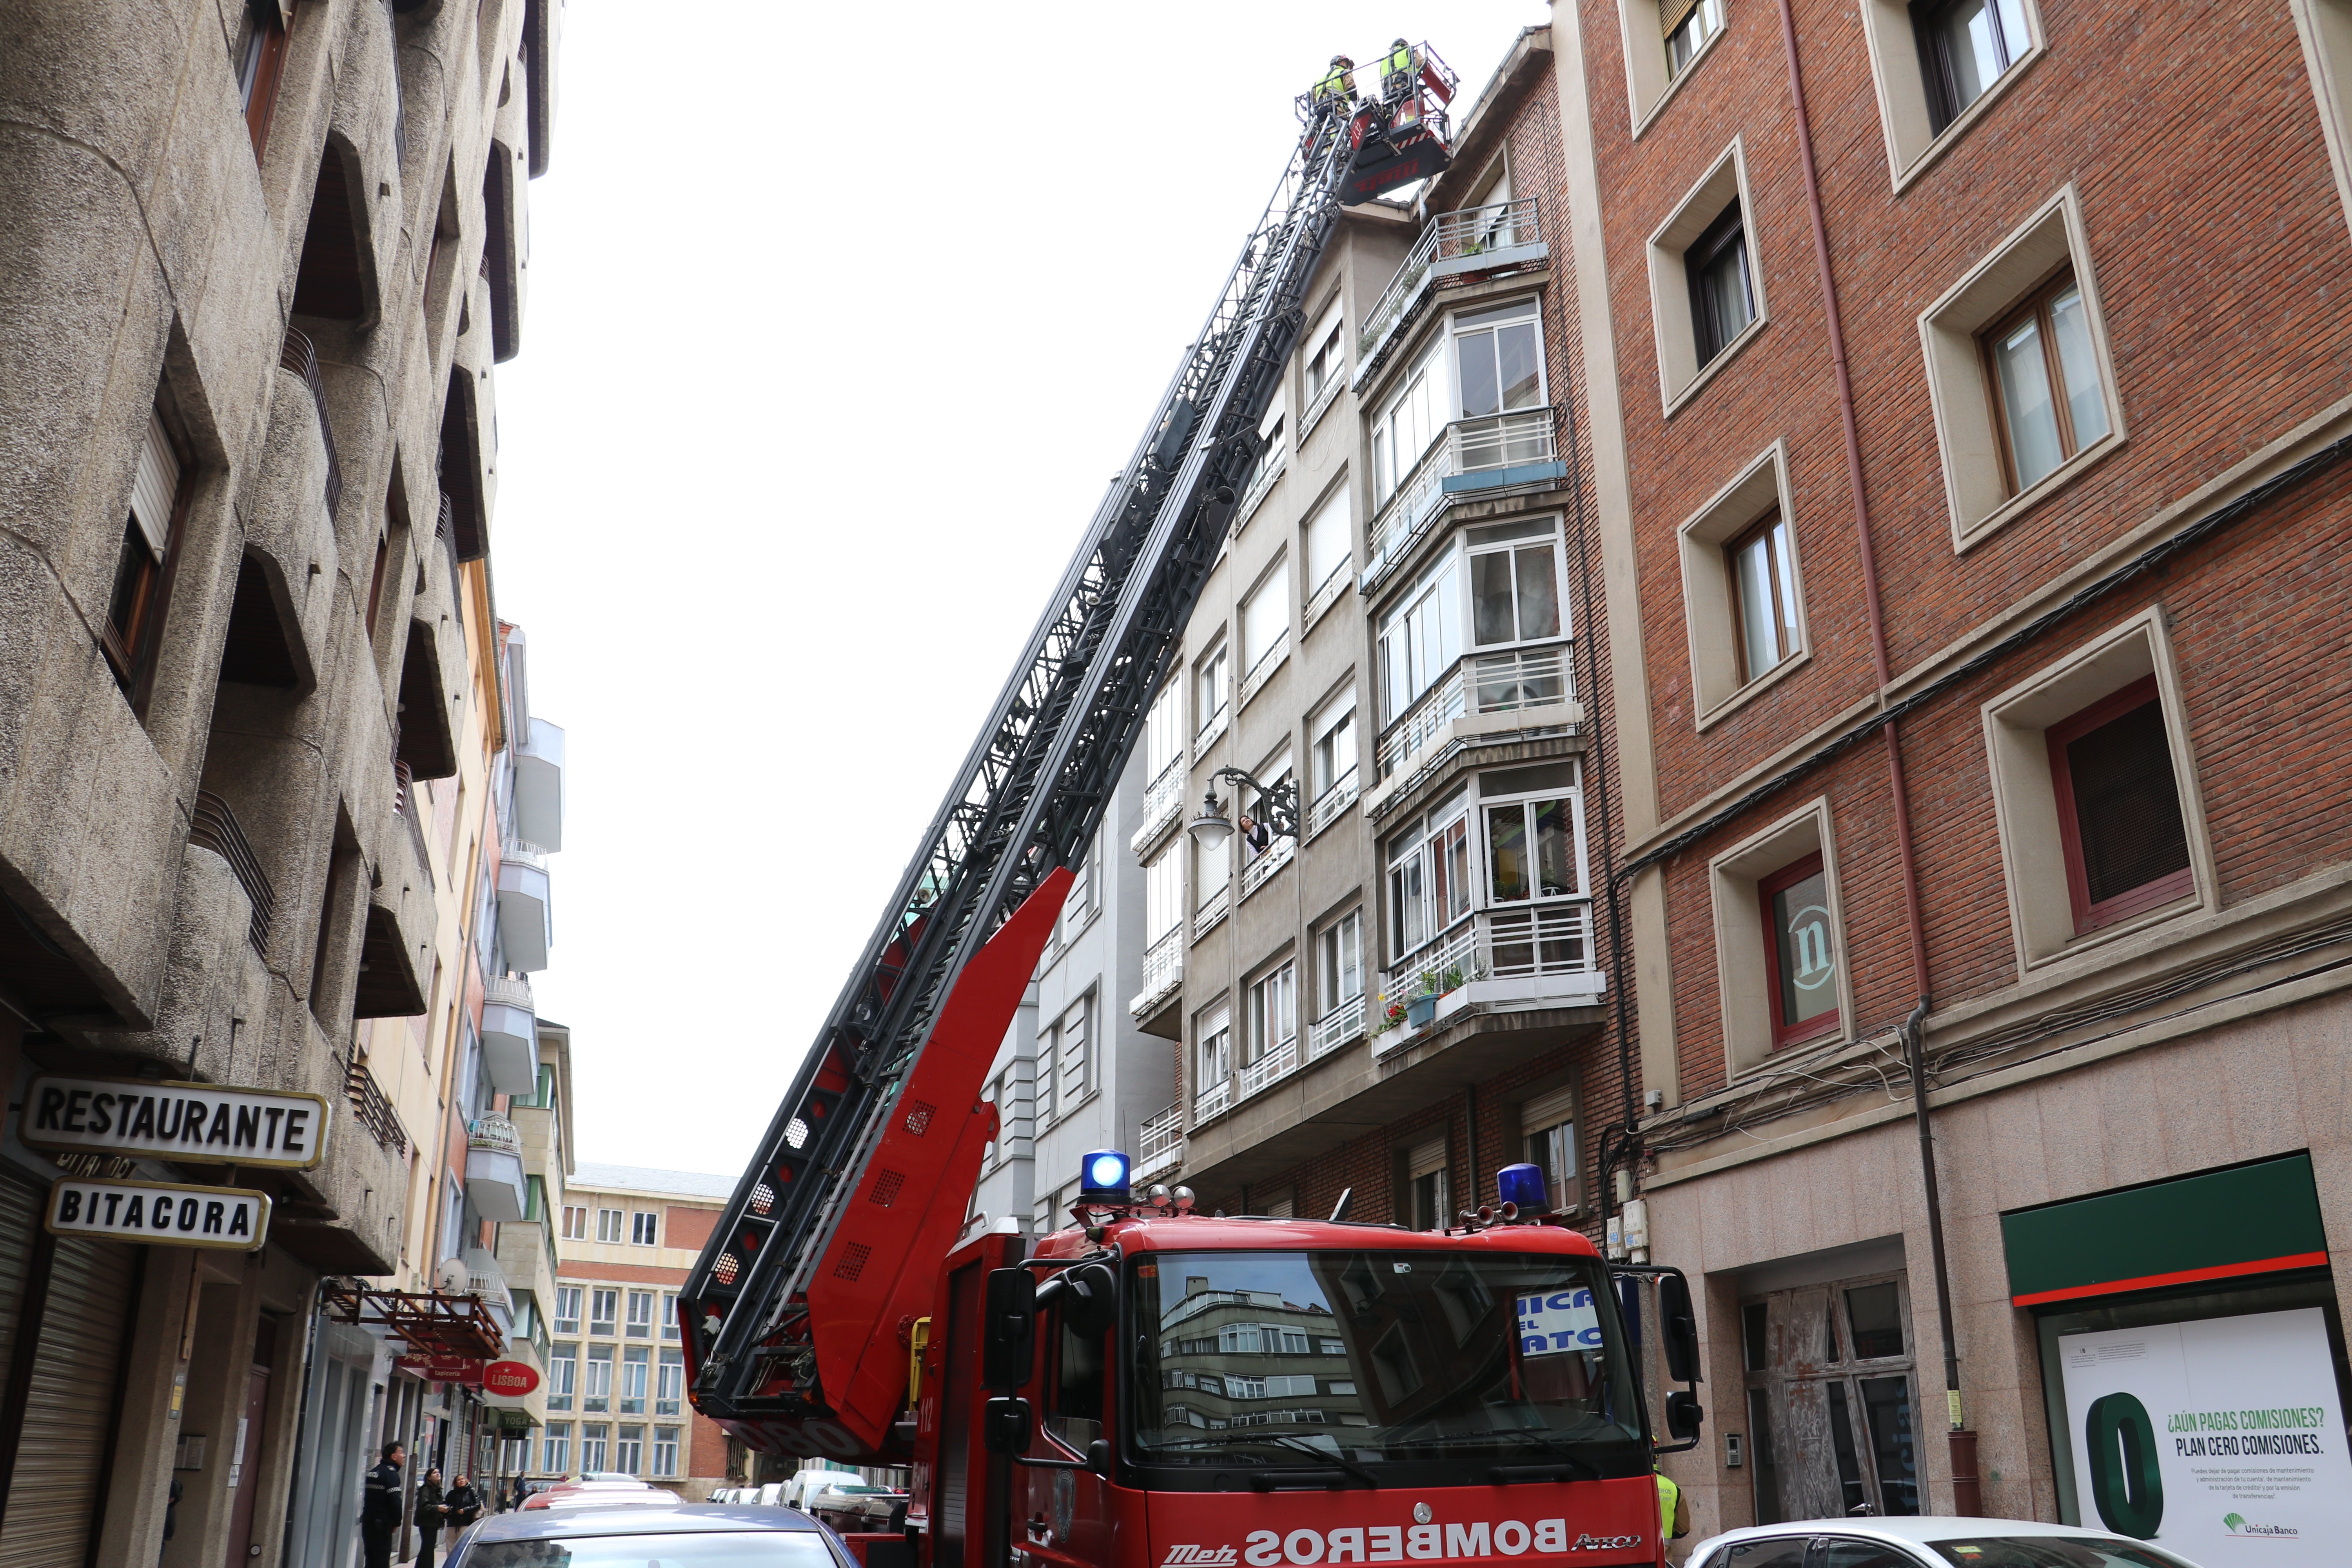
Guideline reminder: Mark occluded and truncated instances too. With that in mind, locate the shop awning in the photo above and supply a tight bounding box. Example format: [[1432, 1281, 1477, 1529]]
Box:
[[323, 1282, 506, 1358], [2001, 1154, 2329, 1307]]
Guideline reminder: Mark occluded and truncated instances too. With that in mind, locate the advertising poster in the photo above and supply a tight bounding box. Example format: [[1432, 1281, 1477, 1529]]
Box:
[[2058, 1307, 2352, 1565]]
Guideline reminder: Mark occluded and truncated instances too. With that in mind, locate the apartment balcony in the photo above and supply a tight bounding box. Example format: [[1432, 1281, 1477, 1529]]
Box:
[[462, 1245, 515, 1330], [480, 973, 539, 1096], [496, 848, 552, 973], [514, 718, 565, 852], [1354, 198, 1548, 390], [1306, 993, 1365, 1062], [1375, 902, 1605, 1054], [1136, 1102, 1185, 1181], [1131, 758, 1185, 857], [1239, 834, 1294, 901], [1368, 644, 1581, 815], [1362, 408, 1567, 596], [1305, 768, 1359, 842], [467, 1114, 529, 1221], [1130, 927, 1185, 1022]]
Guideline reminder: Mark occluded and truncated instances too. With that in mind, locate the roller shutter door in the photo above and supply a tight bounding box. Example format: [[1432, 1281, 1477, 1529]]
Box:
[[0, 1178, 38, 1412], [0, 1226, 140, 1566]]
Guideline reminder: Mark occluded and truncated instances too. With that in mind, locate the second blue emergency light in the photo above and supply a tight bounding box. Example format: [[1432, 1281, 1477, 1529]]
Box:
[[1497, 1162, 1546, 1212], [1080, 1149, 1131, 1201]]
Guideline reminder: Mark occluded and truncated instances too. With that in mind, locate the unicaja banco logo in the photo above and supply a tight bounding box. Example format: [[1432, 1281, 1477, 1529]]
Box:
[[2223, 1512, 2299, 1538]]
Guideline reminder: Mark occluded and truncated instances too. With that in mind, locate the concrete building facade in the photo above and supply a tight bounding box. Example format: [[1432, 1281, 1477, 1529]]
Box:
[[1546, 0, 2352, 1552], [0, 0, 564, 1562], [549, 1164, 734, 1500]]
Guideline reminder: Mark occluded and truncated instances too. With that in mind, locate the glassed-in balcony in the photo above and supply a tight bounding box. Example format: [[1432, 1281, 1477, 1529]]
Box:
[[1363, 408, 1566, 594], [1375, 644, 1576, 795], [514, 718, 565, 851], [1373, 902, 1603, 1056], [467, 1114, 529, 1220], [480, 973, 539, 1095], [496, 849, 551, 973]]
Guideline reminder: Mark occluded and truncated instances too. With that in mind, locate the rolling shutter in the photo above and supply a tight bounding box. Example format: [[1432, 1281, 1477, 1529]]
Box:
[[0, 1178, 38, 1415], [129, 412, 181, 560], [1659, 0, 1704, 39], [1519, 1083, 1577, 1136], [0, 1235, 140, 1566]]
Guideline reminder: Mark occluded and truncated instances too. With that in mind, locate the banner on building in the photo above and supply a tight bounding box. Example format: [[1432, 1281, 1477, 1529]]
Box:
[[2059, 1307, 2352, 1565], [397, 1354, 487, 1387], [46, 1177, 270, 1250], [22, 1074, 329, 1170]]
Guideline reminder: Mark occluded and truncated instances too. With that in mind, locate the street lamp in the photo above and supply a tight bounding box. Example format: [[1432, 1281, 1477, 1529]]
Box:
[[1187, 767, 1300, 852]]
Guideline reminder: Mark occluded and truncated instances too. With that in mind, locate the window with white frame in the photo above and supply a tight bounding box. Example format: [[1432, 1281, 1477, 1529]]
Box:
[[653, 1426, 681, 1478], [1196, 642, 1230, 736], [1309, 690, 1357, 804], [1303, 487, 1352, 607], [662, 1292, 679, 1340], [1303, 303, 1346, 407], [631, 1211, 658, 1246], [1245, 398, 1286, 495], [1241, 563, 1290, 684], [1241, 753, 1291, 865], [1197, 1002, 1233, 1096], [1243, 963, 1297, 1068], [626, 1290, 655, 1338], [1453, 301, 1546, 448], [561, 1205, 589, 1241], [1145, 681, 1183, 779], [1147, 844, 1184, 943], [1378, 554, 1461, 725], [589, 1289, 618, 1336], [554, 1285, 582, 1335], [596, 1207, 624, 1243], [1317, 909, 1364, 1020], [1519, 1082, 1580, 1214], [1466, 517, 1564, 649], [621, 1346, 650, 1414], [1052, 996, 1091, 1112], [543, 1422, 572, 1475], [1386, 788, 1472, 962], [584, 1345, 613, 1412], [657, 1347, 684, 1416], [581, 1423, 609, 1473], [1371, 342, 1443, 509], [616, 1424, 645, 1474], [548, 1343, 577, 1412], [1195, 823, 1230, 909], [1664, 0, 1726, 78], [1484, 789, 1588, 905]]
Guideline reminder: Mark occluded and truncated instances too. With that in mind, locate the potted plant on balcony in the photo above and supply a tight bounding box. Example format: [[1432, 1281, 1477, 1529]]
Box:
[[1405, 971, 1445, 1030]]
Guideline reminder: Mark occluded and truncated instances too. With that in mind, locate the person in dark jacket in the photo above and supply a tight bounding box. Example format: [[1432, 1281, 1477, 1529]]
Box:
[[413, 1468, 448, 1568], [359, 1443, 404, 1568], [445, 1474, 484, 1534]]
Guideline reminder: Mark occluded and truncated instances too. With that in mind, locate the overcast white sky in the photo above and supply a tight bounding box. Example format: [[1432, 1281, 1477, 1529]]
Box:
[[495, 1, 1549, 1179]]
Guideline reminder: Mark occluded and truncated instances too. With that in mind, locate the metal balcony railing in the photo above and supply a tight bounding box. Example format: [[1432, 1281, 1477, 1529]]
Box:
[[346, 1055, 408, 1157], [1305, 559, 1352, 628], [190, 791, 274, 953], [279, 327, 343, 515], [1376, 642, 1575, 782], [1197, 702, 1230, 752], [1131, 928, 1184, 1020], [1240, 833, 1294, 900], [485, 973, 535, 1013], [1364, 407, 1561, 591], [1235, 1034, 1300, 1101], [1137, 1102, 1185, 1179], [1238, 633, 1289, 708], [1194, 886, 1231, 939], [392, 760, 432, 877], [1301, 361, 1347, 440], [1356, 198, 1545, 383], [1376, 902, 1600, 1053], [1236, 444, 1286, 530], [1306, 768, 1359, 840], [468, 1114, 524, 1157], [1307, 993, 1366, 1060], [1132, 758, 1185, 854], [1195, 1077, 1231, 1122]]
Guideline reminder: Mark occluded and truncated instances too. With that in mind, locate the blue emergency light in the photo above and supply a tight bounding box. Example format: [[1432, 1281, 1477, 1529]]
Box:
[[1497, 1163, 1546, 1213], [1080, 1150, 1131, 1201]]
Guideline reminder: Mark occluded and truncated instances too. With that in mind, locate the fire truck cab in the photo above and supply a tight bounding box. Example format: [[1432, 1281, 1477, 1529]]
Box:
[[907, 1156, 1699, 1568]]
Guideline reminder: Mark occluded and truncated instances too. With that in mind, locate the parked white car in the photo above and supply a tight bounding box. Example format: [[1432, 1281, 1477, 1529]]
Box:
[[1688, 1518, 2204, 1568]]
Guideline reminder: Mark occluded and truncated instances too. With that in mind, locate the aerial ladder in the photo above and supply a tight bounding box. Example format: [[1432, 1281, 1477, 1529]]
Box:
[[679, 48, 1461, 1466]]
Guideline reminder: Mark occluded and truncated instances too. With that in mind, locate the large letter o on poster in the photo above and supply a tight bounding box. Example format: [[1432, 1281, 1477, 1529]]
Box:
[[2085, 1391, 2165, 1537]]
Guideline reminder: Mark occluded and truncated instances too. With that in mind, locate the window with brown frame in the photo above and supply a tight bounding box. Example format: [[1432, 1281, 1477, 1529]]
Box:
[[230, 2, 292, 160], [1686, 201, 1756, 367], [1982, 268, 2110, 495], [104, 405, 192, 711], [2046, 675, 2193, 933], [1759, 851, 1840, 1049], [1725, 508, 1800, 684], [1912, 0, 2031, 135]]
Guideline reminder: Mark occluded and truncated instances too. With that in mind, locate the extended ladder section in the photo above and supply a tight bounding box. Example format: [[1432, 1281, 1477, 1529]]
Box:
[[680, 50, 1454, 1460]]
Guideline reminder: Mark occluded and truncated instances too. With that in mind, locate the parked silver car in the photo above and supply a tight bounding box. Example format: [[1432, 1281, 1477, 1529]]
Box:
[[1688, 1518, 2205, 1568]]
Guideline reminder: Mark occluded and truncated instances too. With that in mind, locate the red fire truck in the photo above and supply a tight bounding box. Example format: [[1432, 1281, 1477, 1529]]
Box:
[[681, 42, 1704, 1568]]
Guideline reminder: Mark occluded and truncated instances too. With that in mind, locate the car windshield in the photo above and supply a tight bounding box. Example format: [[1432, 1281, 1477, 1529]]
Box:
[[465, 1532, 838, 1566], [1925, 1540, 2201, 1568], [1130, 1249, 1643, 1476]]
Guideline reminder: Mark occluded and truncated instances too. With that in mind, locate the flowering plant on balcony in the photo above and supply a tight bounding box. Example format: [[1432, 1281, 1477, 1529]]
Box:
[[468, 1115, 523, 1156]]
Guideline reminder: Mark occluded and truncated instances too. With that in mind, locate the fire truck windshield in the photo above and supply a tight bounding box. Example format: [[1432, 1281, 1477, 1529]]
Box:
[[1128, 1249, 1645, 1484]]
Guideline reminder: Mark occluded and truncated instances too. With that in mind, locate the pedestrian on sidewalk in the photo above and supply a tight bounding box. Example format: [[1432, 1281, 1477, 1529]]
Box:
[[412, 1468, 447, 1568], [445, 1474, 484, 1536], [360, 1443, 405, 1568]]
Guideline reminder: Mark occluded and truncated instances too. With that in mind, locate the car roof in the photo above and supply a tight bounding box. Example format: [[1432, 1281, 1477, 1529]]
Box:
[[465, 1503, 826, 1541], [1692, 1517, 2143, 1552]]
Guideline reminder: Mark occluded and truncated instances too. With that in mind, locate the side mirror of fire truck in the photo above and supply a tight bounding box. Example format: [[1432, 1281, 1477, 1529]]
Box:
[[1061, 1261, 1118, 1338], [983, 1395, 1033, 1454], [983, 1267, 1038, 1390], [1657, 1271, 1701, 1385], [1664, 1391, 1705, 1445]]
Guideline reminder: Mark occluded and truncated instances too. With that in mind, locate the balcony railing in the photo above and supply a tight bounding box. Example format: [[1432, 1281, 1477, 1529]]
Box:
[[1305, 560, 1352, 629], [345, 1055, 408, 1157], [392, 760, 432, 877], [1306, 768, 1359, 840], [468, 1114, 524, 1157], [190, 791, 274, 953], [1376, 643, 1575, 783], [279, 327, 343, 515], [1238, 633, 1289, 708], [1300, 363, 1347, 441], [1195, 1077, 1231, 1122], [1132, 758, 1185, 854], [1356, 198, 1547, 384], [1194, 886, 1230, 939], [1131, 928, 1185, 1021], [1137, 1102, 1185, 1180], [1235, 445, 1286, 531], [1376, 902, 1601, 1053], [1197, 703, 1230, 752], [1364, 408, 1562, 592], [1240, 833, 1294, 900], [1236, 1034, 1301, 1101], [1307, 993, 1366, 1060]]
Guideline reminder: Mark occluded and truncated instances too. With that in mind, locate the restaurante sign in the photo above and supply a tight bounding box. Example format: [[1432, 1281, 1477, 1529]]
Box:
[[20, 1074, 329, 1171]]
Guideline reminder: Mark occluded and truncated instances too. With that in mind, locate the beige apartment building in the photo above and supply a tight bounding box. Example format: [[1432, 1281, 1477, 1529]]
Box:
[[548, 1165, 734, 1498], [0, 0, 562, 1563], [1137, 33, 1621, 1245]]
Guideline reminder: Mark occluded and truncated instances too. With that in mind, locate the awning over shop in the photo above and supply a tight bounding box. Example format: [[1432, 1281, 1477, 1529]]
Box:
[[323, 1282, 506, 1358], [2001, 1153, 2329, 1307]]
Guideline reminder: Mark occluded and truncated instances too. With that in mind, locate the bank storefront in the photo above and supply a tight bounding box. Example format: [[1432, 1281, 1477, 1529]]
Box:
[[2005, 1154, 2350, 1565]]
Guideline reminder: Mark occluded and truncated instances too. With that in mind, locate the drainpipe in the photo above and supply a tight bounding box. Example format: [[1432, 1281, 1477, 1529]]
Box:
[[1770, 0, 1975, 1512]]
